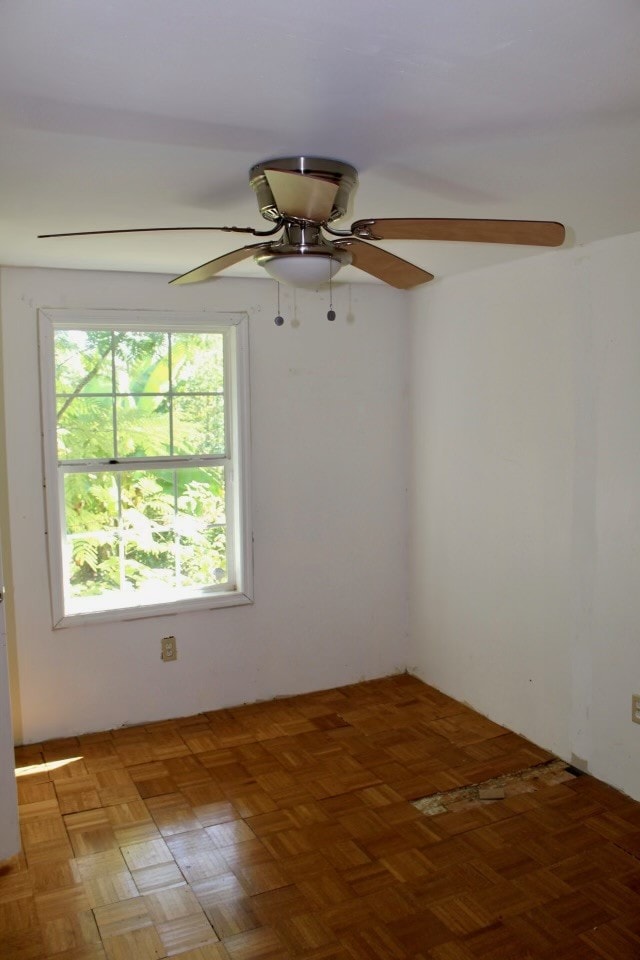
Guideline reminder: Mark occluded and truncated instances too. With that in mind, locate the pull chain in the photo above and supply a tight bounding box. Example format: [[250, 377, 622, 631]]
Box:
[[274, 281, 284, 326], [327, 264, 336, 322]]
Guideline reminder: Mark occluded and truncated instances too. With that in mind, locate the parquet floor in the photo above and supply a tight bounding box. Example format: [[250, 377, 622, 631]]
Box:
[[3, 675, 640, 959]]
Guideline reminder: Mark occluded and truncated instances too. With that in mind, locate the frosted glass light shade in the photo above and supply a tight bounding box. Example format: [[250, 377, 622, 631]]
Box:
[[261, 254, 344, 287]]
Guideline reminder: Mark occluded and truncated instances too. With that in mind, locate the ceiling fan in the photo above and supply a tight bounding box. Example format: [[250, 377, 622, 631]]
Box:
[[39, 156, 566, 289]]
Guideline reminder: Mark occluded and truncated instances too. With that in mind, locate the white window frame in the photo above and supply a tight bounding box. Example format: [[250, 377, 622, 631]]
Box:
[[38, 308, 253, 628]]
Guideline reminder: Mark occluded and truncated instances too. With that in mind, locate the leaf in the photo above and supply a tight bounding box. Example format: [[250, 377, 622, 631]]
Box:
[[71, 538, 99, 572]]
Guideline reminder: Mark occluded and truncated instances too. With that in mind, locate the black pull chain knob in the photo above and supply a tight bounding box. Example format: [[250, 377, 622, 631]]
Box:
[[274, 315, 284, 326], [327, 309, 336, 322]]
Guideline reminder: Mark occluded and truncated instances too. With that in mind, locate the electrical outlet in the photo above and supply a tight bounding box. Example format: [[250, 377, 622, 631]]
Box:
[[632, 694, 640, 724], [161, 636, 177, 662]]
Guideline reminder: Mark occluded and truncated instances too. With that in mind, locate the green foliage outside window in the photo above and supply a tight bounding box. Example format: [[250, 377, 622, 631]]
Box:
[[55, 329, 228, 601]]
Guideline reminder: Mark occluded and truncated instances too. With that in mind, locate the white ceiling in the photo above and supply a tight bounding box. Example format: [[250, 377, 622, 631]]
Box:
[[2, 0, 640, 286]]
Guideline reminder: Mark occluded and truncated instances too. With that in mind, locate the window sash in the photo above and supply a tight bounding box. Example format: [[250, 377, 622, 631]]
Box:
[[39, 309, 253, 627]]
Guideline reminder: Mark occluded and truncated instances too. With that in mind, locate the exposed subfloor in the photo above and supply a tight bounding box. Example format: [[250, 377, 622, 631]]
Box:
[[2, 674, 640, 959], [413, 759, 581, 817]]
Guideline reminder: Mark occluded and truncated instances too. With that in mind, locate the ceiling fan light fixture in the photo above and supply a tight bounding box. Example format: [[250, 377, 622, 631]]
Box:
[[257, 248, 351, 287]]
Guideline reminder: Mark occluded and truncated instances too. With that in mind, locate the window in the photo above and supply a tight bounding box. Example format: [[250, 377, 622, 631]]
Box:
[[39, 310, 252, 627]]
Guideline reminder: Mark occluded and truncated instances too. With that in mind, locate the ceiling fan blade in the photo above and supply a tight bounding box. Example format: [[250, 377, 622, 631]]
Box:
[[169, 243, 268, 285], [38, 225, 269, 239], [264, 169, 339, 222], [351, 218, 565, 246], [335, 239, 434, 289]]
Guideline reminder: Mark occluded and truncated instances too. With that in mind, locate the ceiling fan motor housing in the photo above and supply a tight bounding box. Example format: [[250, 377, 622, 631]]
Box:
[[249, 156, 358, 224]]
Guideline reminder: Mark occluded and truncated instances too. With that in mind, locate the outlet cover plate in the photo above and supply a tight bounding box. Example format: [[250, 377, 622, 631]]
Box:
[[161, 636, 177, 662]]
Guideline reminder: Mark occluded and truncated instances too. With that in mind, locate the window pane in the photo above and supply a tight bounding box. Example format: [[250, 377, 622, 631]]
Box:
[[177, 467, 227, 585], [114, 332, 169, 394], [66, 532, 121, 598], [176, 466, 225, 521], [120, 469, 176, 593], [61, 466, 227, 606], [54, 330, 113, 395], [173, 395, 225, 455], [180, 526, 227, 586], [57, 397, 114, 459], [172, 332, 224, 393], [119, 467, 227, 592], [64, 472, 119, 533], [116, 395, 170, 457], [63, 473, 120, 598]]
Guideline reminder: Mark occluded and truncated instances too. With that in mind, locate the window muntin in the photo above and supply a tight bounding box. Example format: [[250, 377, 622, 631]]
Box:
[[40, 311, 252, 626]]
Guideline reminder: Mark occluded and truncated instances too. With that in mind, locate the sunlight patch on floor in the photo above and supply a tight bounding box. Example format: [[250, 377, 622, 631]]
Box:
[[15, 756, 83, 777]]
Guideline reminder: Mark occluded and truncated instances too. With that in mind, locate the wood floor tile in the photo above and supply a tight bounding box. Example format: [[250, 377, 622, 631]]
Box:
[[114, 741, 155, 766], [65, 810, 119, 857], [0, 927, 47, 960], [22, 815, 69, 848], [93, 895, 154, 938], [23, 836, 75, 865], [166, 831, 230, 883], [40, 946, 108, 960], [75, 849, 130, 882], [407, 862, 491, 908], [146, 794, 204, 837], [204, 897, 259, 939], [18, 796, 61, 822], [35, 885, 91, 925], [342, 921, 410, 959], [40, 909, 102, 956], [318, 897, 374, 936], [425, 943, 476, 960], [340, 861, 396, 897], [187, 799, 239, 828], [7, 675, 640, 960], [219, 839, 274, 871], [83, 870, 139, 908], [461, 919, 537, 958], [548, 890, 614, 935], [233, 861, 290, 897], [206, 819, 257, 848], [580, 921, 640, 960], [30, 856, 82, 894], [106, 799, 162, 845], [120, 837, 174, 871], [223, 925, 290, 960], [102, 925, 165, 960], [17, 778, 57, 804], [321, 840, 371, 871], [170, 946, 230, 960], [192, 873, 259, 938], [156, 912, 219, 956], [132, 861, 187, 895], [275, 912, 335, 953], [143, 885, 203, 923], [0, 895, 38, 936], [55, 777, 102, 815], [428, 897, 490, 937], [164, 755, 210, 788], [299, 945, 352, 960], [230, 792, 280, 820]]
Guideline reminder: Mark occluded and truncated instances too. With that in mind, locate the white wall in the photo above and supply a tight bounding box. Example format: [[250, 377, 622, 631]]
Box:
[[409, 232, 640, 800], [0, 267, 410, 744], [0, 276, 19, 860], [0, 632, 19, 861]]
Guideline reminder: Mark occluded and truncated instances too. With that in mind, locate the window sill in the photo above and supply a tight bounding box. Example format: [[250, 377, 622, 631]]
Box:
[[53, 588, 254, 629]]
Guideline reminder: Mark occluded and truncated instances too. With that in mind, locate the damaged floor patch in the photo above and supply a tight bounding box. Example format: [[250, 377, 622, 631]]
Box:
[[413, 759, 579, 816]]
